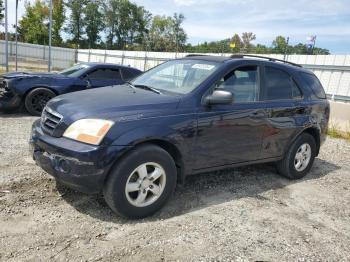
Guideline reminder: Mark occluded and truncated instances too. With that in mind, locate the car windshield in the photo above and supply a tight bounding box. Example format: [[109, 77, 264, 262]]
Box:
[[59, 64, 90, 77], [131, 59, 220, 94]]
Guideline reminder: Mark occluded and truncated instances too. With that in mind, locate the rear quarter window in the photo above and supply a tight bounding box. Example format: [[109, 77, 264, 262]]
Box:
[[300, 72, 326, 99]]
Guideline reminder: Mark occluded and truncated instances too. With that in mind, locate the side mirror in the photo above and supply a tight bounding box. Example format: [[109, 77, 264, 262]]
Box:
[[205, 90, 233, 105]]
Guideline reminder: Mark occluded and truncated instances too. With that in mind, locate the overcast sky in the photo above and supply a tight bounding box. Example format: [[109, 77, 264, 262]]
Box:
[[8, 0, 350, 54]]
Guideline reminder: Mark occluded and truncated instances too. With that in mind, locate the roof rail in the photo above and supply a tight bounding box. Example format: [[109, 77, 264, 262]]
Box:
[[230, 54, 302, 67]]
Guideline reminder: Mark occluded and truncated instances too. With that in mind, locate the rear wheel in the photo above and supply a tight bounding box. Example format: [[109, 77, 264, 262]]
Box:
[[103, 144, 177, 219], [276, 133, 316, 179], [25, 88, 56, 116]]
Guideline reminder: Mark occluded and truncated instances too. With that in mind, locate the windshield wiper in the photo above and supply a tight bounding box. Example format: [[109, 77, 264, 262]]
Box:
[[126, 81, 137, 92], [125, 82, 162, 94], [133, 84, 162, 94]]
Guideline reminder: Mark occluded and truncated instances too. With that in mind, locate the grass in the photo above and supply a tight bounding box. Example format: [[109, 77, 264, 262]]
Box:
[[327, 121, 350, 141]]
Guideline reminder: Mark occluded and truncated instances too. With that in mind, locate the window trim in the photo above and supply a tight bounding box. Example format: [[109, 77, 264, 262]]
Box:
[[260, 65, 304, 102], [201, 64, 262, 106]]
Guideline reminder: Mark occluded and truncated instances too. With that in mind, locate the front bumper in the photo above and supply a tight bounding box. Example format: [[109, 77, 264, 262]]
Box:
[[0, 86, 22, 111], [30, 119, 129, 194]]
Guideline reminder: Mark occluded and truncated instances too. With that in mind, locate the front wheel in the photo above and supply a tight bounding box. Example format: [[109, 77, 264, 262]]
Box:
[[276, 133, 316, 180], [24, 88, 56, 116], [103, 144, 177, 219]]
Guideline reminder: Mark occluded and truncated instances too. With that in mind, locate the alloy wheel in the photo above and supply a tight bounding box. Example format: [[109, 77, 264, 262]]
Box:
[[294, 143, 312, 172], [125, 162, 166, 207]]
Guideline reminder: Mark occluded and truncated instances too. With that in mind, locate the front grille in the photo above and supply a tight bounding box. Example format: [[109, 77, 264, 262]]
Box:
[[41, 107, 63, 136]]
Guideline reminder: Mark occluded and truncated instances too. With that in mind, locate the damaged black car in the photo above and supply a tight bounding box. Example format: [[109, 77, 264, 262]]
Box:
[[0, 62, 142, 116]]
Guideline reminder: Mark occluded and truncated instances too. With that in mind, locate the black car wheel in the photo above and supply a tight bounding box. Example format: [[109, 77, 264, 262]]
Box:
[[103, 144, 177, 219], [276, 133, 316, 180], [25, 88, 56, 116]]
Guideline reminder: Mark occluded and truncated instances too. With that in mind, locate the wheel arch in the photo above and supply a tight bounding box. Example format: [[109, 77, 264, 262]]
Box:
[[105, 138, 186, 188], [23, 86, 59, 99], [303, 127, 321, 156], [147, 139, 185, 184], [288, 126, 321, 157]]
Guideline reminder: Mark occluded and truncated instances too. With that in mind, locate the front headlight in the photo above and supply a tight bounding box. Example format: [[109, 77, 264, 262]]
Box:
[[63, 119, 114, 145]]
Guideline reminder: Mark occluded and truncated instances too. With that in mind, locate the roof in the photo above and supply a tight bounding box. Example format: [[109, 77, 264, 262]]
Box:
[[181, 55, 231, 63], [80, 62, 141, 71]]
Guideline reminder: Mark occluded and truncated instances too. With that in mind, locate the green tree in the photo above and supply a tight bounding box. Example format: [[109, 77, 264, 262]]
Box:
[[18, 0, 49, 45], [291, 43, 307, 54], [230, 33, 243, 53], [148, 15, 173, 51], [272, 36, 288, 54], [241, 32, 256, 51], [253, 44, 271, 54], [148, 13, 186, 52], [65, 0, 88, 48], [128, 3, 152, 48], [102, 0, 151, 49], [290, 43, 329, 55], [313, 47, 330, 55], [52, 0, 65, 46], [84, 0, 103, 48], [172, 13, 187, 52]]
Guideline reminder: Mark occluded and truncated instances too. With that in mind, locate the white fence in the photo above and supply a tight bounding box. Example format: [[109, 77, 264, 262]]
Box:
[[0, 40, 76, 70], [1, 40, 350, 101], [78, 49, 350, 101]]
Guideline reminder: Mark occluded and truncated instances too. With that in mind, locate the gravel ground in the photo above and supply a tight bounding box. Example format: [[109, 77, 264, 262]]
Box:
[[0, 113, 350, 261]]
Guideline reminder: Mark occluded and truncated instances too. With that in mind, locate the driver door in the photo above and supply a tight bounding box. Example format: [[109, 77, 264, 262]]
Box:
[[193, 64, 267, 170]]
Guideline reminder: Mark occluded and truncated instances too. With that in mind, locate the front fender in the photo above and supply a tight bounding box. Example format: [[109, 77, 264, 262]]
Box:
[[109, 115, 197, 170], [112, 125, 191, 157], [7, 78, 34, 96]]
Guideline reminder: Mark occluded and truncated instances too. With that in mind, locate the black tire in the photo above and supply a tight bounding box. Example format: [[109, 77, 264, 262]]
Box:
[[276, 133, 316, 180], [24, 88, 56, 116], [103, 144, 177, 219]]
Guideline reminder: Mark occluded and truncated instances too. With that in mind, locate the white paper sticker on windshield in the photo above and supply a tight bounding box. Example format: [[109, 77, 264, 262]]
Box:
[[192, 64, 215, 70]]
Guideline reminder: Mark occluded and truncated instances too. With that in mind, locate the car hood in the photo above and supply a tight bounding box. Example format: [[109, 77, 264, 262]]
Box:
[[47, 85, 181, 123], [2, 71, 69, 80]]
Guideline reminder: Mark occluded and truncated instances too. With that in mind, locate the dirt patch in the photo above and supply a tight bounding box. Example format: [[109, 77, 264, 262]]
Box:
[[1, 112, 350, 261]]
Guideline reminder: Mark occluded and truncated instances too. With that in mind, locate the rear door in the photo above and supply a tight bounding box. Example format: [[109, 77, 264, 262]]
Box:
[[259, 65, 304, 158]]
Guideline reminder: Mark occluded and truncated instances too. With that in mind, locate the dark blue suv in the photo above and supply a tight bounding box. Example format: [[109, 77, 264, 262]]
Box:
[[30, 55, 330, 218]]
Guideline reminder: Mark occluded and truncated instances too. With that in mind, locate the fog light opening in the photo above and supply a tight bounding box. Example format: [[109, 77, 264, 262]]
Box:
[[58, 159, 70, 174]]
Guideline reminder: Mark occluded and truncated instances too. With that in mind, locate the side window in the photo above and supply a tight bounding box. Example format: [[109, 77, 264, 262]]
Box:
[[122, 69, 137, 81], [103, 69, 121, 80], [263, 66, 301, 100], [300, 72, 326, 99], [86, 69, 105, 80], [216, 66, 259, 103], [87, 69, 120, 80]]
